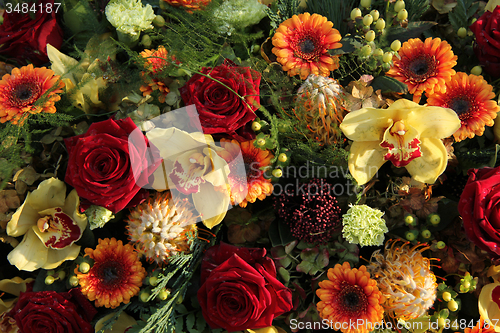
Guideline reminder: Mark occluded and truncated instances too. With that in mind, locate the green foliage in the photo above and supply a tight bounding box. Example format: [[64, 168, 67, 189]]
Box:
[[405, 0, 431, 21], [448, 0, 480, 31], [385, 21, 438, 43], [264, 0, 301, 30], [306, 0, 357, 36]]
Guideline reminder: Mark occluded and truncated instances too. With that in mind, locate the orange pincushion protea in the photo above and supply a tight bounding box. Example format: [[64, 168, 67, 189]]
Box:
[[0, 64, 64, 124], [217, 139, 273, 208], [76, 238, 146, 309], [140, 46, 171, 103], [161, 0, 211, 12], [427, 72, 500, 142], [386, 38, 457, 102], [272, 13, 342, 80], [316, 261, 384, 333]]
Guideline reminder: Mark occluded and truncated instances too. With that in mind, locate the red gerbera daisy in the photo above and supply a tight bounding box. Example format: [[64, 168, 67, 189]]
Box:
[[386, 37, 457, 102], [427, 72, 500, 142], [0, 64, 64, 124], [217, 139, 273, 208], [272, 13, 342, 80], [76, 238, 146, 309]]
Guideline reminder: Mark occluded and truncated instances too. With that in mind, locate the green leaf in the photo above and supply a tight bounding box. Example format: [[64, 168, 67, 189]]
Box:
[[186, 313, 195, 332], [330, 36, 363, 55], [371, 76, 408, 94], [386, 21, 438, 43], [195, 311, 207, 332]]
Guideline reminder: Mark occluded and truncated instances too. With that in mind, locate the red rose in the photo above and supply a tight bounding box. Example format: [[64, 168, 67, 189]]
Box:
[[197, 242, 293, 332], [180, 61, 261, 141], [64, 117, 161, 213], [8, 288, 97, 333], [459, 166, 500, 257], [470, 6, 500, 77], [0, 0, 63, 65]]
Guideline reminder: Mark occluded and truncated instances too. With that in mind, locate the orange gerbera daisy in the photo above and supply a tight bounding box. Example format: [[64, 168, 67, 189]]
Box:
[[0, 64, 64, 125], [217, 139, 273, 208], [272, 13, 342, 80], [386, 37, 457, 102], [161, 0, 210, 12], [140, 46, 171, 103], [316, 262, 384, 333], [427, 72, 500, 142], [76, 238, 146, 309]]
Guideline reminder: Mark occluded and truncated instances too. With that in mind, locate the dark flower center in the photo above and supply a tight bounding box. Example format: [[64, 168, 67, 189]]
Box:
[[299, 39, 316, 54], [450, 98, 470, 115], [10, 80, 42, 107], [344, 291, 360, 308], [410, 58, 429, 76], [338, 282, 368, 313], [98, 262, 124, 285], [15, 86, 33, 101]]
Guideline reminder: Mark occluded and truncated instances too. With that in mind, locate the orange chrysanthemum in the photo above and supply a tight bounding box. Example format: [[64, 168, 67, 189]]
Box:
[[217, 139, 273, 208], [76, 238, 146, 309], [161, 0, 210, 12], [140, 46, 171, 103], [0, 64, 64, 124], [316, 262, 384, 333], [427, 72, 500, 142], [386, 37, 457, 102], [272, 13, 342, 80]]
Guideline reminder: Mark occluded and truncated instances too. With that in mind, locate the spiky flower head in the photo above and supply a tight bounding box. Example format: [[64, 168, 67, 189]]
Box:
[[274, 178, 342, 244], [294, 74, 345, 145], [367, 240, 438, 320], [126, 192, 198, 265], [342, 204, 388, 247]]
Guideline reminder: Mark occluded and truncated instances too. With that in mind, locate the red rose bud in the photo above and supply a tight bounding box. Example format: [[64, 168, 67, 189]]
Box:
[[459, 166, 500, 257], [0, 0, 63, 65], [470, 6, 500, 77]]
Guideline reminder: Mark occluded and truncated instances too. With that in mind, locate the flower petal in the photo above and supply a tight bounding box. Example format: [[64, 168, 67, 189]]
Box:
[[43, 243, 81, 270], [27, 178, 66, 212], [7, 228, 49, 271], [380, 122, 422, 167], [193, 183, 230, 229], [406, 105, 460, 139], [405, 138, 448, 184], [479, 282, 500, 332], [6, 193, 39, 237], [348, 141, 387, 185], [340, 107, 396, 142]]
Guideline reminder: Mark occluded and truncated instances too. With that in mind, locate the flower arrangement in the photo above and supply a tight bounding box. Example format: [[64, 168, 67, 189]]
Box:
[[2, 0, 500, 332]]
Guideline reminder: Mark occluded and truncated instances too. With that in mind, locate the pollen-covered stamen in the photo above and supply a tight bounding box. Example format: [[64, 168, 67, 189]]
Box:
[[380, 120, 422, 167]]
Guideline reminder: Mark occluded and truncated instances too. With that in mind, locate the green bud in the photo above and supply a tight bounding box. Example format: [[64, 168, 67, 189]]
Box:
[[361, 44, 372, 56], [397, 9, 408, 21], [428, 213, 441, 226], [69, 276, 79, 287], [457, 27, 467, 38], [252, 121, 262, 131], [375, 18, 386, 30], [140, 291, 150, 303], [351, 8, 362, 20], [57, 270, 66, 280], [462, 280, 471, 289], [404, 213, 417, 226], [442, 291, 452, 302], [373, 48, 384, 57], [257, 138, 266, 146], [153, 15, 165, 28], [394, 0, 405, 12], [405, 231, 417, 241], [79, 262, 91, 274], [272, 169, 283, 178], [370, 10, 379, 21], [438, 317, 446, 328], [365, 30, 376, 42], [471, 66, 482, 76], [141, 35, 152, 48], [421, 229, 431, 239], [448, 299, 458, 312], [176, 294, 184, 304], [149, 276, 158, 286], [278, 153, 288, 163], [436, 241, 446, 249], [391, 40, 402, 52], [363, 14, 374, 26], [45, 276, 55, 285], [360, 0, 372, 9], [157, 289, 170, 301], [383, 52, 393, 63]]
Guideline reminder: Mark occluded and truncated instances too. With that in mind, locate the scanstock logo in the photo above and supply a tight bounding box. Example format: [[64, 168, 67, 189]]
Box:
[[128, 105, 247, 226]]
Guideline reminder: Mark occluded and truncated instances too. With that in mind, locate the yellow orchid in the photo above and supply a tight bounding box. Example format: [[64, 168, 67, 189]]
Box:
[[6, 178, 87, 271], [479, 281, 500, 331], [146, 127, 231, 229], [339, 99, 460, 185], [486, 0, 500, 11]]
